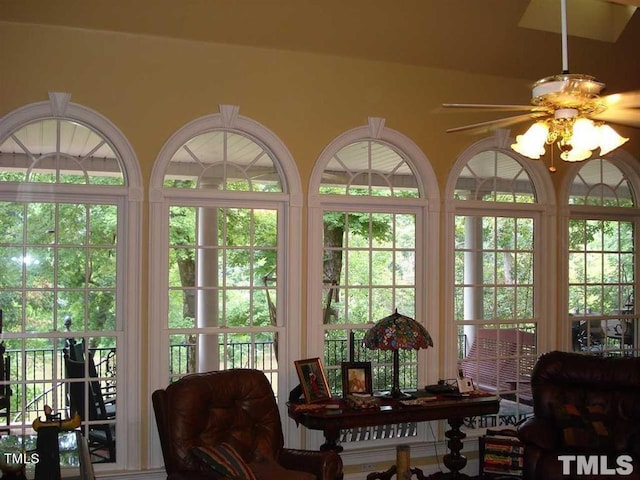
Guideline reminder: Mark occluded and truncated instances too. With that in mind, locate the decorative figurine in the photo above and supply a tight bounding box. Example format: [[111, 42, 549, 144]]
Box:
[[32, 405, 81, 480]]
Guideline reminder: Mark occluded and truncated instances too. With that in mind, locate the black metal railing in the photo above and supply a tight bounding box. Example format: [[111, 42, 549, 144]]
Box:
[[168, 341, 278, 376], [6, 347, 115, 423], [8, 334, 540, 427], [167, 337, 415, 395]]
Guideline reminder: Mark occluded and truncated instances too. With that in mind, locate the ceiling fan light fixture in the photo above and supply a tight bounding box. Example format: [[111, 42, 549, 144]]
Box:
[[571, 117, 599, 151], [513, 112, 629, 163], [598, 124, 629, 155], [560, 147, 592, 162], [511, 121, 549, 159]]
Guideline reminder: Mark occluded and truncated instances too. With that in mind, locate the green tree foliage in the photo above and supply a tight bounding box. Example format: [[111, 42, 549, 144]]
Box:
[[322, 212, 393, 324], [0, 200, 118, 349]]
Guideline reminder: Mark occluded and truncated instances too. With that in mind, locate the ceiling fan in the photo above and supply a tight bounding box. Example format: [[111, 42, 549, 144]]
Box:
[[443, 0, 640, 169]]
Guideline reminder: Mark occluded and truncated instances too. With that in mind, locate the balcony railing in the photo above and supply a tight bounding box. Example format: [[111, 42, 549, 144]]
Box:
[[169, 341, 278, 374], [8, 335, 431, 424], [168, 339, 415, 395], [6, 347, 115, 424], [7, 336, 535, 429]]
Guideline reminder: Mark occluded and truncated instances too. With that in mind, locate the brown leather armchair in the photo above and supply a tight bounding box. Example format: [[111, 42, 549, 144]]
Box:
[[517, 351, 640, 480], [152, 369, 343, 480]]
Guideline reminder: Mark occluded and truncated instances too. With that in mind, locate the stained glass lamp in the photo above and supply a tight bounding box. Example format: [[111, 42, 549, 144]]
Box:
[[363, 309, 433, 398]]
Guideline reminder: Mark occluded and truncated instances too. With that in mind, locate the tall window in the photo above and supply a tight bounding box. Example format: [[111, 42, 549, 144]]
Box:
[[567, 158, 638, 356], [450, 147, 547, 429], [0, 93, 141, 470], [309, 118, 437, 447], [319, 142, 420, 392], [162, 129, 283, 387], [148, 106, 302, 463]]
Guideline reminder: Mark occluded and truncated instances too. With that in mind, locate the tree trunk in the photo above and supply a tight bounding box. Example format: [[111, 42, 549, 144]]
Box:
[[323, 222, 344, 324]]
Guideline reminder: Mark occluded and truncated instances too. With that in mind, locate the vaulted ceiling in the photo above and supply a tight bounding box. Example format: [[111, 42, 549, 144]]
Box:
[[2, 0, 640, 94]]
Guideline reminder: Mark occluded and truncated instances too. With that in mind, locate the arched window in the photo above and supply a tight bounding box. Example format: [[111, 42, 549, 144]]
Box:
[[565, 157, 640, 356], [308, 117, 439, 449], [147, 105, 302, 463], [447, 132, 553, 430], [0, 92, 142, 471]]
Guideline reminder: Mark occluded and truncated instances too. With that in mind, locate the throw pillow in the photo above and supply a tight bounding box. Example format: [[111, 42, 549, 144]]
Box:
[[193, 443, 257, 480], [554, 403, 612, 450]]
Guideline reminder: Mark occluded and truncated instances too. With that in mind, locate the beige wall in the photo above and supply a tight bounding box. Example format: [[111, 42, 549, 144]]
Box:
[[2, 21, 639, 468]]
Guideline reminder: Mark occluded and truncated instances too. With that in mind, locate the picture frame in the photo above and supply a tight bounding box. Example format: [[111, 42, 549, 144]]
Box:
[[294, 357, 332, 403], [341, 361, 373, 397]]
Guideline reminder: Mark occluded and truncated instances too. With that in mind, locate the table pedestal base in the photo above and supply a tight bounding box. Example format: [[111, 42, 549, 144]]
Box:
[[367, 465, 429, 480], [440, 416, 468, 477], [367, 445, 428, 480], [423, 417, 471, 478], [367, 417, 471, 480]]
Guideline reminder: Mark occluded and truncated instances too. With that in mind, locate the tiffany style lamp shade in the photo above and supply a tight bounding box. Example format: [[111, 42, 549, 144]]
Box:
[[363, 309, 433, 398]]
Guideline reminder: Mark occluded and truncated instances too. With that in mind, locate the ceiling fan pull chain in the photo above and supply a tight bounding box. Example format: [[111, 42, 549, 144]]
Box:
[[549, 144, 557, 173]]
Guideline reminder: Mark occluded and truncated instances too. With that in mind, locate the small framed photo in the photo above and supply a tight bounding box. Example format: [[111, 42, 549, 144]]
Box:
[[295, 357, 332, 403], [341, 362, 373, 396]]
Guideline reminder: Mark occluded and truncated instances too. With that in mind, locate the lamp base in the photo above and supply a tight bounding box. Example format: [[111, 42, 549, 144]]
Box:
[[379, 389, 414, 400]]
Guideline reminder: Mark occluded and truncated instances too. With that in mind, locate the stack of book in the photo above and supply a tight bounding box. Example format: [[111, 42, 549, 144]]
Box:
[[481, 432, 524, 478]]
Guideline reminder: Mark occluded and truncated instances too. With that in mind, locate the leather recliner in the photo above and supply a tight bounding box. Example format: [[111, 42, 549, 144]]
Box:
[[152, 369, 343, 480], [517, 351, 640, 479]]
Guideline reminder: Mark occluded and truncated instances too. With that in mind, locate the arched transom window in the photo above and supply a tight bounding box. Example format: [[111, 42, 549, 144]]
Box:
[[1, 117, 124, 184], [319, 139, 419, 197], [164, 130, 282, 192]]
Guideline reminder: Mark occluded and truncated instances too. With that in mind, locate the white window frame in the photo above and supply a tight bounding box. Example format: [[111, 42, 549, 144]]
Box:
[[307, 118, 440, 459], [559, 151, 640, 353], [0, 92, 143, 473], [443, 131, 556, 431], [147, 105, 303, 468]]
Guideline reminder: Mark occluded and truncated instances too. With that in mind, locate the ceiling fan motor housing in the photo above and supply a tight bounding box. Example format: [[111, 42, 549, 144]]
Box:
[[531, 73, 607, 116]]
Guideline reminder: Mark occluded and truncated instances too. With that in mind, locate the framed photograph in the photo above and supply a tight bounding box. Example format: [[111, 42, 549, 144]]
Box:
[[341, 362, 373, 396], [294, 357, 332, 403]]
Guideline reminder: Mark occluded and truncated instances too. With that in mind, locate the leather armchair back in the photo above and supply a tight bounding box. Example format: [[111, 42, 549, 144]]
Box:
[[531, 351, 640, 452], [153, 369, 284, 475], [519, 351, 640, 479]]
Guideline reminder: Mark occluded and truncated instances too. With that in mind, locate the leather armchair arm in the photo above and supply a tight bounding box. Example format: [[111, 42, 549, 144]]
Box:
[[517, 416, 560, 450], [279, 448, 343, 480]]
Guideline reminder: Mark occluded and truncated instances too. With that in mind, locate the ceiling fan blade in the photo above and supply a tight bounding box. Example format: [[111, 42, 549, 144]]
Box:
[[601, 90, 640, 110], [446, 113, 540, 134], [592, 109, 640, 128], [442, 103, 535, 111]]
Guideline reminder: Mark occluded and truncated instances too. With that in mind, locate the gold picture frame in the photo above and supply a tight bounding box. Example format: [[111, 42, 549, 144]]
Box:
[[294, 357, 332, 403], [341, 362, 373, 396]]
